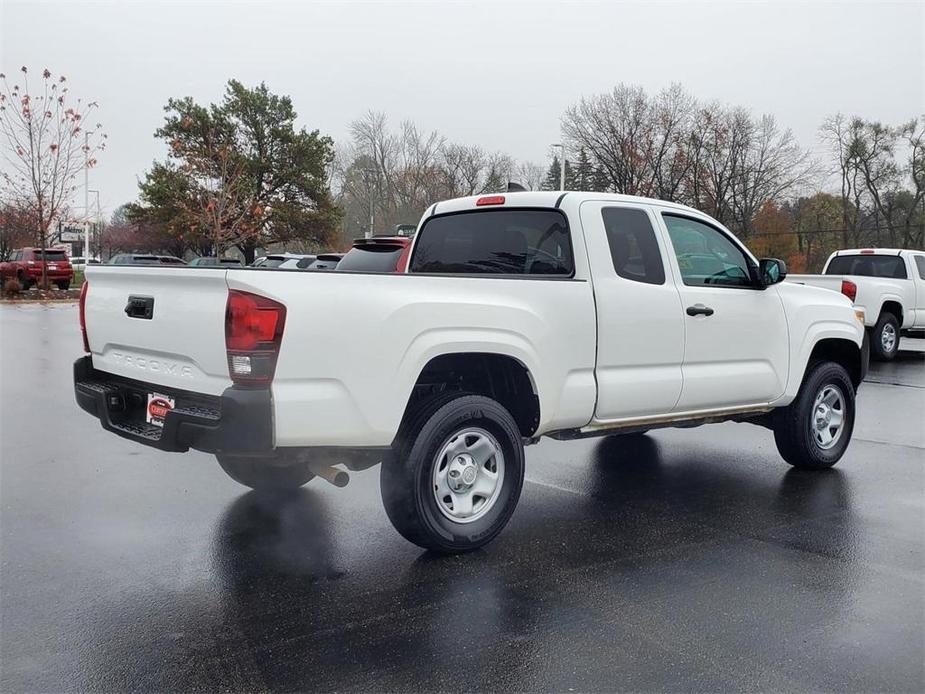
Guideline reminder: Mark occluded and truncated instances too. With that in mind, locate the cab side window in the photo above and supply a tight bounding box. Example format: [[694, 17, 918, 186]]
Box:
[[662, 214, 753, 288], [601, 207, 665, 285]]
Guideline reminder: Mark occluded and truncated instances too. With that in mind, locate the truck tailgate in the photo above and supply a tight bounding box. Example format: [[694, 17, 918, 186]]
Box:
[[83, 266, 232, 395]]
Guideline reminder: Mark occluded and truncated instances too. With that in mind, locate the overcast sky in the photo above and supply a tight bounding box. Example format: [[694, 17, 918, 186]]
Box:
[[2, 0, 922, 218]]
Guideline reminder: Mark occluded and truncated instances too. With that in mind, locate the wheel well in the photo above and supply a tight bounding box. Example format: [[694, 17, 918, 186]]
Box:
[[809, 338, 862, 388], [879, 300, 902, 325], [406, 353, 540, 437]]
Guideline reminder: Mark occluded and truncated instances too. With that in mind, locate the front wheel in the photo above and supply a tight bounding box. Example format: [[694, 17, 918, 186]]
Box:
[[869, 312, 899, 361], [380, 393, 525, 553], [773, 361, 856, 469], [217, 453, 315, 491]]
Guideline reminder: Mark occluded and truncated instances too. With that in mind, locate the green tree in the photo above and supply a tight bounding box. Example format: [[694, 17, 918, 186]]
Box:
[[129, 80, 339, 263], [542, 156, 575, 191]]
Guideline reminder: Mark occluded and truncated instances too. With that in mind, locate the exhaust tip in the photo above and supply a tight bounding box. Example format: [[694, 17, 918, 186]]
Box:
[[307, 460, 350, 488]]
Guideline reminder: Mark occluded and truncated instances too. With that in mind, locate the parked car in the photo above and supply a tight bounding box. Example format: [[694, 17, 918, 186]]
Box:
[[278, 255, 317, 270], [789, 248, 925, 360], [188, 257, 244, 267], [393, 223, 417, 237], [251, 253, 314, 269], [308, 253, 344, 270], [108, 254, 187, 266], [70, 257, 102, 268], [0, 247, 74, 289], [335, 236, 412, 272], [75, 191, 867, 553]]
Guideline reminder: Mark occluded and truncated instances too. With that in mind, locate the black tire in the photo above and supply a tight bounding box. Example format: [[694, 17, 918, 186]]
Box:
[[869, 312, 900, 361], [773, 361, 856, 469], [56, 280, 70, 290], [380, 393, 525, 553], [17, 273, 31, 290], [217, 453, 315, 491]]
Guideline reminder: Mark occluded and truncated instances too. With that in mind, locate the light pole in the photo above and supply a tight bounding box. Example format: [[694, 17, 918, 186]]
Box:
[[362, 167, 377, 239], [89, 189, 101, 259], [83, 132, 90, 262], [551, 143, 565, 191]]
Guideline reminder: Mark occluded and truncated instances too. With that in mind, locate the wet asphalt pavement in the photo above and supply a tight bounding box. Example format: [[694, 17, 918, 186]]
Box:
[[1, 303, 923, 692]]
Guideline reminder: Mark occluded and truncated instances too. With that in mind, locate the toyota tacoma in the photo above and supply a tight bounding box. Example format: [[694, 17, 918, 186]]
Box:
[[75, 192, 868, 552]]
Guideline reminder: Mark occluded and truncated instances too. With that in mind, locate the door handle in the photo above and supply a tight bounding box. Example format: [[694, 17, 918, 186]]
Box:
[[686, 304, 714, 317]]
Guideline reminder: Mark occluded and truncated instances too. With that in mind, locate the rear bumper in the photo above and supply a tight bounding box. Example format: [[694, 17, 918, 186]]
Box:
[[73, 356, 273, 454], [25, 268, 73, 280]]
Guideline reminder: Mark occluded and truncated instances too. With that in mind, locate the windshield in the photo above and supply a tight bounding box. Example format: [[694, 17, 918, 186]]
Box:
[[826, 254, 907, 279], [409, 209, 573, 275], [336, 246, 404, 272]]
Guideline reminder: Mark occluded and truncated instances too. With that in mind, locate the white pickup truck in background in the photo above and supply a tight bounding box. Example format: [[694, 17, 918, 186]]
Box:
[[75, 192, 867, 553], [789, 248, 925, 360]]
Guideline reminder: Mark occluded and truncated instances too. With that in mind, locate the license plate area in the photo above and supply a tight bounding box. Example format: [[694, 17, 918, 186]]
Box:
[[146, 392, 175, 427]]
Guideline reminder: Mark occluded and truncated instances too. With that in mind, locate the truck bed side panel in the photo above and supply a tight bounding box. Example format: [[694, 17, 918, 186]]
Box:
[[225, 270, 598, 447]]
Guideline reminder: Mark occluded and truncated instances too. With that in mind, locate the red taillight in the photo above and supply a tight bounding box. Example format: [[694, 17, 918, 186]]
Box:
[[476, 195, 505, 206], [78, 280, 90, 352], [225, 290, 286, 385], [840, 279, 857, 302], [860, 249, 875, 255]]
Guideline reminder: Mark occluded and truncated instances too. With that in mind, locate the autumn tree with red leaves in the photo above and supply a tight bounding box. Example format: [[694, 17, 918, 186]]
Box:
[[0, 67, 105, 287]]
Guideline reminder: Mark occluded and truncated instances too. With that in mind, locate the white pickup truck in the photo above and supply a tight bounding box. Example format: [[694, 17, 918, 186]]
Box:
[[75, 192, 868, 552], [788, 248, 925, 361]]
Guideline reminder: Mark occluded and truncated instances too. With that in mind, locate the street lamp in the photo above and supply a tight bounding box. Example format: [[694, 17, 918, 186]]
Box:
[[361, 167, 377, 239], [550, 143, 566, 191], [88, 190, 101, 259], [83, 132, 90, 262]]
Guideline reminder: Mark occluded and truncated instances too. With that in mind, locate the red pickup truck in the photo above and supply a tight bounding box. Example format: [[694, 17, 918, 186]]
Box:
[[0, 248, 74, 290]]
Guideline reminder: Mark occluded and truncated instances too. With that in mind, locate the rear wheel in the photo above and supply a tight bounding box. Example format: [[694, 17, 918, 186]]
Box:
[[217, 453, 315, 491], [56, 280, 70, 290], [870, 312, 899, 361], [381, 393, 525, 553], [773, 361, 855, 469]]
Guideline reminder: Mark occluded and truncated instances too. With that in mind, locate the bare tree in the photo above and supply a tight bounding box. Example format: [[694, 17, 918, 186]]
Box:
[[730, 115, 815, 239], [0, 67, 105, 287], [514, 161, 545, 191]]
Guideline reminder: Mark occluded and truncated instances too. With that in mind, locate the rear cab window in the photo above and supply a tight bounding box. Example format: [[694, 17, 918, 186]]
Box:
[[602, 207, 665, 284], [826, 254, 908, 279], [409, 209, 573, 276]]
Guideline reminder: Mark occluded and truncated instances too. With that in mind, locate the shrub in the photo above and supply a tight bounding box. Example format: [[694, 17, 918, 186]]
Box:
[[3, 278, 23, 298]]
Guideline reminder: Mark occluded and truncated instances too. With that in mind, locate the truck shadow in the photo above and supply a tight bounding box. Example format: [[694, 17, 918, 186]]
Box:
[[212, 488, 341, 592]]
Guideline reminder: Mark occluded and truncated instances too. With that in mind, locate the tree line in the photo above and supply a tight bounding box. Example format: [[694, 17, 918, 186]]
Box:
[[1, 72, 922, 272]]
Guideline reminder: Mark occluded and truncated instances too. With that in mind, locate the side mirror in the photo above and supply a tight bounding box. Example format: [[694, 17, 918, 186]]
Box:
[[759, 257, 788, 286]]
